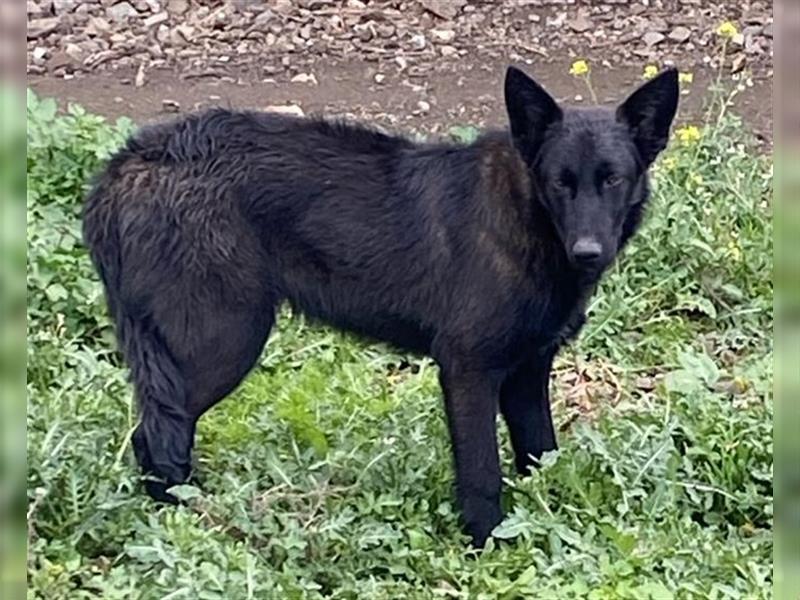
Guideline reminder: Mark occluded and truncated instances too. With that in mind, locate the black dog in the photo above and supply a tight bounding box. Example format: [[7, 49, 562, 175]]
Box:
[[83, 67, 678, 547]]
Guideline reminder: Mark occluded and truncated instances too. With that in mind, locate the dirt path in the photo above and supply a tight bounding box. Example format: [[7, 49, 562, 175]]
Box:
[[30, 56, 772, 145]]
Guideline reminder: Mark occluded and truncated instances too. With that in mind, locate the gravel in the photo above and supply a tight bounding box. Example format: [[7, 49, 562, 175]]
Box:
[[26, 0, 773, 84]]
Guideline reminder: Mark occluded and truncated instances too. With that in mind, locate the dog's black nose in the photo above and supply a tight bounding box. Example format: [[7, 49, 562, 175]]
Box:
[[571, 238, 603, 263]]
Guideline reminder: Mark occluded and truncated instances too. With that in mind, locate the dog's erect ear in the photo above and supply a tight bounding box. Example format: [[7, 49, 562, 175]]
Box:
[[617, 68, 679, 166], [504, 66, 562, 162]]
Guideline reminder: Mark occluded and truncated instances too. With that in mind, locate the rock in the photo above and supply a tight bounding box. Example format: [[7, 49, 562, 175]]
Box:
[[374, 73, 385, 84], [642, 31, 665, 46], [376, 23, 395, 38], [420, 0, 465, 20], [87, 17, 111, 36], [64, 43, 84, 63], [32, 46, 48, 62], [134, 63, 146, 87], [174, 24, 195, 41], [416, 99, 430, 113], [272, 0, 293, 13], [731, 53, 746, 73], [440, 45, 458, 57], [568, 14, 592, 33], [143, 12, 169, 27], [430, 28, 455, 43], [264, 104, 304, 116], [52, 0, 79, 14], [27, 17, 60, 39], [290, 72, 318, 84], [635, 377, 656, 391], [48, 50, 74, 69], [668, 26, 691, 43], [27, 1, 46, 18], [166, 0, 188, 15], [409, 33, 426, 50], [162, 98, 180, 112], [106, 2, 138, 22]]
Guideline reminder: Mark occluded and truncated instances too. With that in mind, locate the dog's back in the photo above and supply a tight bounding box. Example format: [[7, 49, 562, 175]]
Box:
[[85, 110, 531, 354]]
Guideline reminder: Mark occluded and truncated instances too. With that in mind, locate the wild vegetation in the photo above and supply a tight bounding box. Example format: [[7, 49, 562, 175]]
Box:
[[27, 86, 772, 598]]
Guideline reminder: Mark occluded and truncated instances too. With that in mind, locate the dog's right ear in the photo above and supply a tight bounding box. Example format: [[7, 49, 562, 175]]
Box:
[[504, 66, 562, 163]]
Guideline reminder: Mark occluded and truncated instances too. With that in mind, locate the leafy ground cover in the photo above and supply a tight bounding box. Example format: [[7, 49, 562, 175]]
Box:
[[26, 88, 772, 599]]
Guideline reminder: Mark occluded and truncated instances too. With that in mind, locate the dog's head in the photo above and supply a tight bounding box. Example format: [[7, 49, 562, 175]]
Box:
[[504, 66, 679, 274]]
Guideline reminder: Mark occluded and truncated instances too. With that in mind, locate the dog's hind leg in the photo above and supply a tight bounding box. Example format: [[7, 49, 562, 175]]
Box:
[[122, 312, 195, 503], [127, 298, 275, 502]]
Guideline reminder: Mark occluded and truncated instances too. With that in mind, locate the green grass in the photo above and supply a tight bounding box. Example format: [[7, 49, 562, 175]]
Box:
[[26, 89, 773, 599]]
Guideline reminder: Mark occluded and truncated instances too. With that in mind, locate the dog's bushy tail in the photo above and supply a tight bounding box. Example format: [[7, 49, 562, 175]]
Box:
[[83, 178, 192, 500]]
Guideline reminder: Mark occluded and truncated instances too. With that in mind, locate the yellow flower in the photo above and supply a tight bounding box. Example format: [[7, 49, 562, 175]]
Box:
[[689, 172, 704, 187], [716, 21, 739, 38], [676, 125, 702, 144], [661, 156, 677, 171], [569, 60, 589, 77], [728, 241, 741, 261], [678, 72, 694, 84], [643, 65, 658, 80]]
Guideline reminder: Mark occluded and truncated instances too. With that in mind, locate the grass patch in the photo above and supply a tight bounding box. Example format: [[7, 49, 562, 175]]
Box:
[[27, 90, 772, 599]]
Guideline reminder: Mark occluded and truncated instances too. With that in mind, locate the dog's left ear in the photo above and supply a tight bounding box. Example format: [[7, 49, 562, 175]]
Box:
[[617, 68, 679, 166]]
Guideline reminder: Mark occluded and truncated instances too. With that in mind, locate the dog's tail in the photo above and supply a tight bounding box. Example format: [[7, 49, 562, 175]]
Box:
[[83, 177, 192, 500]]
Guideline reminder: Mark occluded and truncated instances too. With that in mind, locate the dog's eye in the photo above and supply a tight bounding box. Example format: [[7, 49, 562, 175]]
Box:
[[604, 174, 623, 188]]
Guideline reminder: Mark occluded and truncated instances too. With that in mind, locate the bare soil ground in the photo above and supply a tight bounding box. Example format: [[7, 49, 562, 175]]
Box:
[[28, 1, 773, 142]]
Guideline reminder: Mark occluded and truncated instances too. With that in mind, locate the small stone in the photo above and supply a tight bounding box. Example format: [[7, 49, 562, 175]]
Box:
[[395, 56, 408, 71], [764, 23, 773, 38], [376, 23, 395, 38], [167, 0, 188, 15], [420, 0, 465, 20], [87, 16, 111, 35], [430, 28, 455, 43], [731, 53, 746, 73], [52, 0, 79, 14], [272, 0, 293, 12], [290, 72, 318, 84], [27, 17, 60, 39], [440, 45, 458, 57], [568, 13, 592, 33], [374, 73, 385, 84], [668, 26, 691, 43], [162, 98, 180, 112], [143, 12, 168, 27], [27, 1, 45, 17], [264, 104, 304, 116], [106, 1, 138, 22], [410, 33, 426, 50], [416, 99, 430, 113], [635, 377, 656, 391], [134, 63, 146, 87], [32, 47, 48, 61], [64, 43, 83, 63], [642, 31, 665, 46], [174, 24, 194, 41]]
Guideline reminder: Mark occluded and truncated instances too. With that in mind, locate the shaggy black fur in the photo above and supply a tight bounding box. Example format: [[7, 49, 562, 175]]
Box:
[[83, 67, 678, 546]]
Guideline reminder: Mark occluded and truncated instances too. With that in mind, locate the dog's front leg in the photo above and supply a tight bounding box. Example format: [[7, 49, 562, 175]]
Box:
[[500, 347, 558, 475], [439, 366, 503, 548]]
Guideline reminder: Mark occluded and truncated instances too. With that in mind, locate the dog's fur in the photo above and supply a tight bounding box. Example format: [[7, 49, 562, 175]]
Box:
[[83, 67, 678, 546]]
